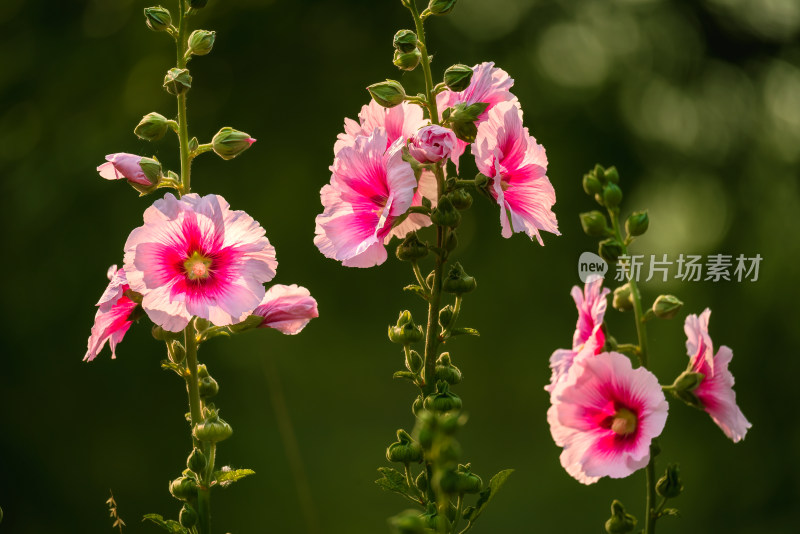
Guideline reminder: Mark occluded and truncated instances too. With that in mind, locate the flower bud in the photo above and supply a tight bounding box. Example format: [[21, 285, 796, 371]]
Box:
[[393, 29, 418, 53], [393, 48, 422, 71], [604, 165, 620, 184], [193, 411, 233, 443], [446, 190, 471, 212], [396, 233, 429, 262], [656, 464, 683, 499], [144, 6, 172, 32], [454, 463, 482, 494], [169, 476, 197, 501], [188, 29, 216, 56], [405, 350, 423, 373], [388, 510, 427, 534], [605, 500, 637, 534], [430, 196, 461, 228], [134, 112, 170, 142], [442, 262, 476, 295], [163, 68, 192, 95], [388, 311, 424, 345], [212, 127, 256, 160], [179, 504, 197, 528], [423, 381, 462, 413], [603, 183, 623, 208], [367, 80, 407, 108], [187, 447, 207, 474], [444, 231, 458, 252], [434, 353, 462, 385], [613, 283, 633, 312], [139, 157, 163, 186], [652, 294, 683, 319], [429, 0, 458, 15], [199, 376, 219, 398], [412, 395, 424, 417], [197, 363, 210, 379], [583, 173, 602, 195], [625, 210, 649, 237], [423, 502, 452, 531], [408, 125, 457, 163], [167, 339, 186, 364], [189, 0, 209, 7], [598, 238, 623, 263], [386, 429, 423, 464], [443, 64, 473, 92], [438, 305, 454, 329], [415, 471, 428, 492], [579, 210, 610, 238]]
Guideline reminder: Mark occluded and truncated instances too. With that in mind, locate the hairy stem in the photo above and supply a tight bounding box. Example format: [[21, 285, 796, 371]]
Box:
[[176, 0, 192, 194]]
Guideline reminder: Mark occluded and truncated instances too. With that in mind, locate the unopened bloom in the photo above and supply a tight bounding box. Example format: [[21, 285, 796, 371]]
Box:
[[97, 153, 160, 186], [252, 284, 319, 335], [474, 101, 559, 243], [124, 193, 277, 331], [408, 125, 458, 164], [684, 309, 751, 442], [315, 130, 417, 267], [84, 265, 140, 361], [548, 352, 668, 484]]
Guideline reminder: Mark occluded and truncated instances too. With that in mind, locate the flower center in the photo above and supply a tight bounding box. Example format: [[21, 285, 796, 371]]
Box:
[[611, 407, 637, 436], [184, 251, 212, 281]]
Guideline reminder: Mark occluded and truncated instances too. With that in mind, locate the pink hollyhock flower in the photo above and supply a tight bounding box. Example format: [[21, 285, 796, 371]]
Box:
[[334, 100, 426, 155], [252, 284, 319, 335], [84, 265, 141, 362], [408, 125, 458, 164], [97, 153, 156, 186], [548, 351, 669, 484], [124, 193, 277, 332], [474, 101, 559, 244], [684, 309, 751, 442], [315, 130, 417, 267]]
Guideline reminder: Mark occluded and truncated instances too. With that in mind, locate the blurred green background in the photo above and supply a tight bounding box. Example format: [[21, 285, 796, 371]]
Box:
[[1, 0, 799, 532]]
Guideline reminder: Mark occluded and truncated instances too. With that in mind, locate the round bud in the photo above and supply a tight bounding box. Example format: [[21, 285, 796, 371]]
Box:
[[393, 29, 418, 53], [429, 0, 458, 16], [625, 210, 649, 237], [438, 305, 454, 329], [455, 464, 482, 494], [605, 500, 637, 534], [604, 166, 620, 184], [603, 183, 623, 208], [430, 196, 461, 228], [179, 504, 198, 528], [393, 49, 422, 71], [212, 127, 256, 160], [388, 311, 424, 344], [367, 80, 406, 108], [448, 188, 472, 210], [434, 353, 462, 385], [583, 173, 602, 195], [187, 447, 207, 474], [598, 238, 623, 263], [442, 262, 476, 295], [443, 64, 473, 92], [169, 476, 197, 501], [199, 376, 219, 398], [652, 294, 683, 319], [163, 68, 192, 96], [188, 29, 216, 56], [656, 464, 683, 499], [579, 210, 610, 238], [612, 283, 633, 312], [386, 429, 423, 464], [144, 6, 172, 32], [193, 413, 233, 443], [423, 381, 462, 413], [134, 112, 170, 142], [388, 510, 427, 534], [396, 233, 428, 262]]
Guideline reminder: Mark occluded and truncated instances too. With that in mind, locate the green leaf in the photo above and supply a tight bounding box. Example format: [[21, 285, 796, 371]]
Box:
[[393, 371, 417, 382], [160, 360, 184, 374], [213, 468, 256, 488], [403, 284, 429, 301], [463, 469, 513, 525], [376, 467, 414, 498], [660, 508, 681, 518], [142, 514, 188, 533], [449, 327, 480, 337]]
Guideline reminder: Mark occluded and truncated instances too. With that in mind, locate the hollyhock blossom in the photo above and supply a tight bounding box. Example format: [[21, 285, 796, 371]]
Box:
[[124, 193, 277, 332], [97, 153, 156, 186], [334, 100, 426, 155], [548, 352, 669, 484], [474, 101, 559, 244], [84, 265, 140, 362], [315, 130, 417, 268], [408, 125, 458, 164], [684, 309, 751, 442], [252, 284, 319, 335]]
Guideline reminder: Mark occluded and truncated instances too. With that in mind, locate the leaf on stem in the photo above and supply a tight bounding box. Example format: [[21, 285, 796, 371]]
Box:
[[213, 468, 256, 488], [141, 514, 188, 533], [376, 467, 417, 500], [449, 327, 479, 337], [403, 284, 429, 300], [462, 469, 513, 525]]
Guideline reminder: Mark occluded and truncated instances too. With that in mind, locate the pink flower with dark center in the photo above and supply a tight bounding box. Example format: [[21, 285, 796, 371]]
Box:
[[684, 309, 751, 442], [84, 265, 141, 362], [124, 193, 277, 332], [97, 153, 155, 186], [474, 101, 559, 243], [253, 284, 319, 335], [408, 125, 458, 164], [335, 100, 426, 155], [315, 130, 417, 268], [548, 352, 668, 484]]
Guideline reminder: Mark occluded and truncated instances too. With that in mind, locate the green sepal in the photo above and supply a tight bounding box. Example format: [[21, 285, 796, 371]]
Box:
[[142, 514, 189, 533], [462, 469, 513, 525], [213, 468, 255, 488]]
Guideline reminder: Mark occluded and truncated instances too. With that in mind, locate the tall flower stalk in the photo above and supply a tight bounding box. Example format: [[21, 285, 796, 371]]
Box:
[[315, 1, 558, 531], [85, 2, 318, 533]]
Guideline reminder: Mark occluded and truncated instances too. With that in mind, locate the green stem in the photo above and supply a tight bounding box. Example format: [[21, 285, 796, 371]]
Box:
[[451, 495, 464, 534], [196, 442, 215, 534], [412, 260, 430, 292], [176, 0, 191, 195], [407, 1, 439, 124], [184, 320, 203, 443]]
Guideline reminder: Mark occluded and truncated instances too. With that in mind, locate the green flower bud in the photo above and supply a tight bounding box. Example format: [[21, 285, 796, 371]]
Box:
[[625, 210, 649, 237], [605, 500, 637, 534], [580, 210, 610, 238], [388, 509, 427, 534], [188, 29, 216, 56], [448, 188, 472, 210], [429, 0, 458, 16], [430, 196, 461, 228], [598, 238, 623, 263], [388, 311, 424, 344], [434, 353, 462, 385], [197, 363, 210, 379], [367, 80, 407, 108], [163, 68, 192, 96], [169, 476, 197, 501], [613, 283, 633, 312], [603, 183, 623, 208], [449, 102, 488, 123], [187, 447, 207, 474], [412, 395, 424, 417], [167, 339, 186, 364], [193, 411, 233, 443], [393, 49, 421, 71], [593, 163, 607, 183], [138, 156, 163, 186], [604, 165, 620, 184], [443, 64, 473, 92], [669, 370, 705, 409], [423, 381, 462, 413], [396, 232, 428, 261], [583, 173, 602, 195], [134, 112, 170, 142], [211, 127, 256, 160], [656, 464, 683, 499], [442, 262, 476, 295], [423, 502, 452, 531], [189, 0, 209, 8], [199, 376, 219, 398], [438, 305, 454, 329], [386, 429, 423, 464], [144, 6, 172, 32], [444, 231, 458, 252], [405, 349, 423, 373], [455, 463, 482, 494], [474, 173, 489, 189], [393, 29, 418, 53], [452, 120, 478, 143], [652, 294, 683, 319], [415, 471, 428, 492], [179, 504, 197, 528]]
